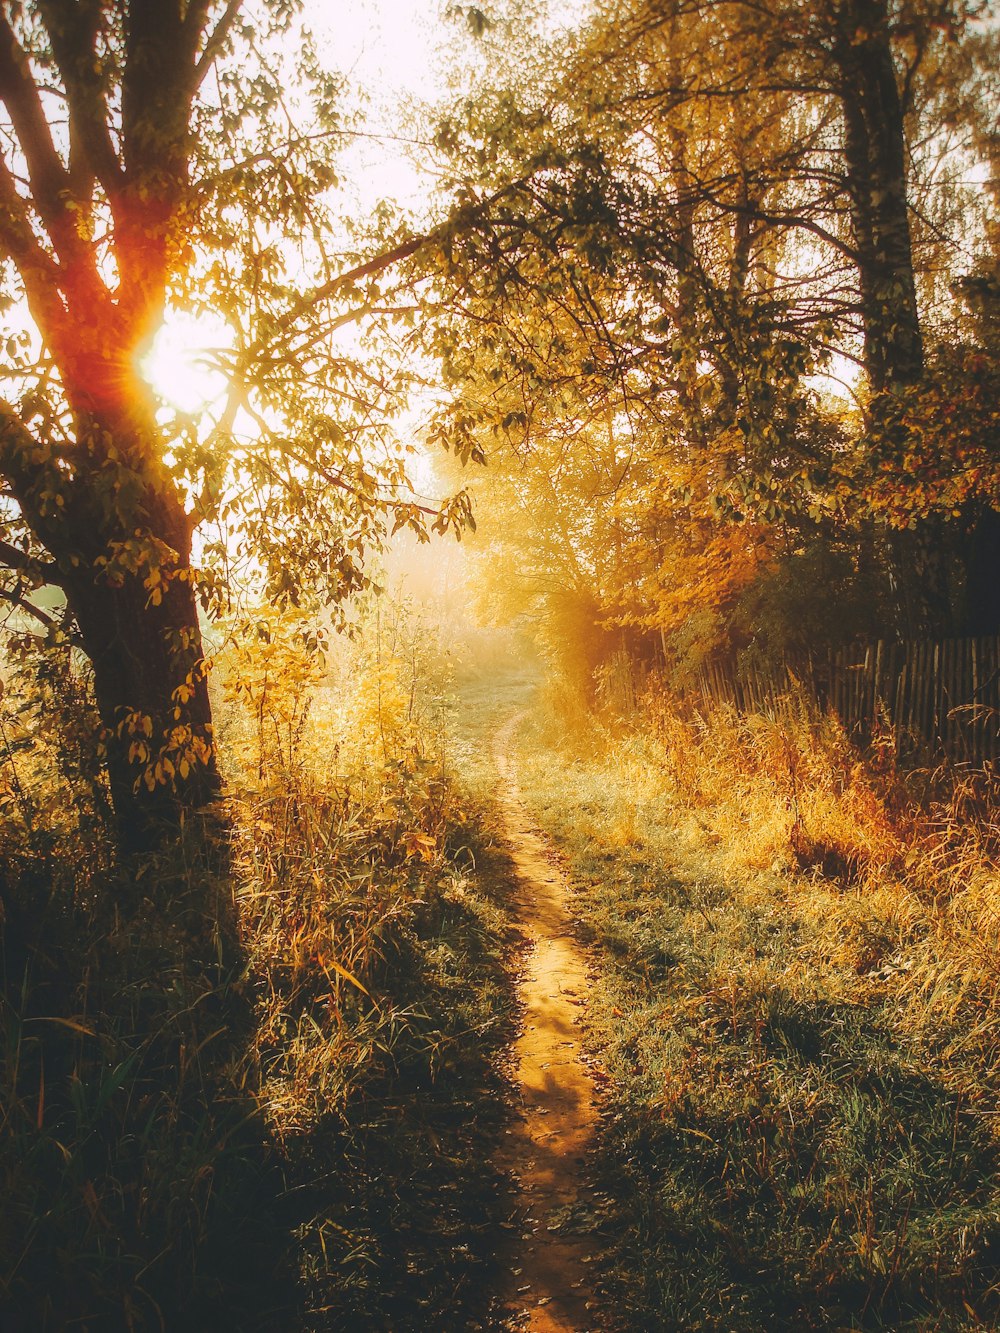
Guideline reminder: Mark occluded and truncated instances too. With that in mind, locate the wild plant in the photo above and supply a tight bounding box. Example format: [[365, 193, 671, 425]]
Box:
[[0, 604, 514, 1329]]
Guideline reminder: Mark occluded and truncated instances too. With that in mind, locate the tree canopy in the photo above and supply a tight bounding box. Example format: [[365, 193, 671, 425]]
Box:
[[428, 0, 1000, 677], [0, 0, 475, 849]]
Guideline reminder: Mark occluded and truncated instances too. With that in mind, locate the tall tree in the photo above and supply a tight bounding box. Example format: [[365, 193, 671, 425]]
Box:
[[1, 0, 226, 850], [429, 0, 997, 660], [0, 0, 471, 852]]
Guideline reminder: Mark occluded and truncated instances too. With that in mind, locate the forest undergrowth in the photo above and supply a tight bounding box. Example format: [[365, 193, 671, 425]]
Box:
[[0, 614, 520, 1331], [6, 612, 1000, 1331], [514, 679, 1000, 1331]]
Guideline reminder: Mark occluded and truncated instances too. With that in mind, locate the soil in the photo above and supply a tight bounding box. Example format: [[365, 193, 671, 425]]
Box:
[[494, 714, 602, 1333]]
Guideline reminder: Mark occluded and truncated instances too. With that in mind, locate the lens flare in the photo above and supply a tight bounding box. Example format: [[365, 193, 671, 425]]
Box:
[[141, 312, 230, 415]]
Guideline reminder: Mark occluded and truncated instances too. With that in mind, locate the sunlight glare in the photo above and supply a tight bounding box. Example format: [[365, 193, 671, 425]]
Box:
[[141, 312, 231, 415]]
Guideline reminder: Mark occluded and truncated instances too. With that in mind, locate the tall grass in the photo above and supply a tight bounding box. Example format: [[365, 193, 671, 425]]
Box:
[[0, 612, 518, 1330], [517, 684, 1000, 1330]]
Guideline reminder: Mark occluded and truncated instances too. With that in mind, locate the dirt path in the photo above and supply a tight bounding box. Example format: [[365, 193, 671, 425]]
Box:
[[493, 714, 601, 1332]]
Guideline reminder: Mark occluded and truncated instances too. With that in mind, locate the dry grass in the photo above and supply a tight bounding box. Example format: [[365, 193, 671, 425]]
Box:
[[0, 615, 518, 1330], [516, 684, 1000, 1330]]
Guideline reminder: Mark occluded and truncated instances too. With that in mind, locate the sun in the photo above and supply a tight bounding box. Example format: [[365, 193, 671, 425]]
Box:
[[140, 311, 231, 415]]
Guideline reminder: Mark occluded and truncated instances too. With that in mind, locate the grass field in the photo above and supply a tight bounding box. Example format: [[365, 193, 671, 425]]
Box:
[[0, 635, 522, 1331], [511, 689, 1000, 1330]]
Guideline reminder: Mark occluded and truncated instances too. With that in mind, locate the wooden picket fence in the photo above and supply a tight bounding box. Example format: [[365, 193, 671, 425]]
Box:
[[603, 637, 1000, 766], [692, 638, 1000, 765]]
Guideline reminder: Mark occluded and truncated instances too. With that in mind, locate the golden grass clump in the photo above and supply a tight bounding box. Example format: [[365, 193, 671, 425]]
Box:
[[0, 609, 514, 1330]]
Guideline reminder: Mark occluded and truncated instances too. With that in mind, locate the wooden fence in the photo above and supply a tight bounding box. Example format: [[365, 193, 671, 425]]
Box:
[[695, 638, 1000, 765], [605, 637, 1000, 766]]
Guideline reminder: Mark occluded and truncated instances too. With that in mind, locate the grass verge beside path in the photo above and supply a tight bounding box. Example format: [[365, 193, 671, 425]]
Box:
[[512, 705, 1000, 1331], [1, 680, 521, 1330]]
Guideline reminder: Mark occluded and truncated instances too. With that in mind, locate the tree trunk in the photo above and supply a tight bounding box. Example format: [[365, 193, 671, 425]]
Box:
[[836, 0, 923, 393], [960, 505, 1000, 636], [0, 0, 231, 857], [834, 0, 952, 638], [60, 475, 221, 856], [884, 520, 953, 640]]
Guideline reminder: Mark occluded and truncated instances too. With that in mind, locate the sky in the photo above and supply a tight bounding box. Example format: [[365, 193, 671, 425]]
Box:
[[317, 0, 451, 101], [146, 3, 465, 417], [307, 0, 587, 215], [308, 0, 466, 217], [142, 0, 589, 494]]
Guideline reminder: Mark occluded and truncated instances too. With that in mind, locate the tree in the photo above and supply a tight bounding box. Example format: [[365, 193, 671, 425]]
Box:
[[426, 4, 857, 668], [0, 0, 470, 853], [427, 0, 997, 666]]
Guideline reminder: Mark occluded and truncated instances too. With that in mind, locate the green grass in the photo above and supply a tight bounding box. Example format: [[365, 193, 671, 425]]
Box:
[[511, 709, 1000, 1331]]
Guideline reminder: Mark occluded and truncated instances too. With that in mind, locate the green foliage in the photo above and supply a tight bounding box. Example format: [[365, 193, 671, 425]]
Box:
[[729, 542, 893, 662], [0, 636, 115, 853], [858, 341, 1000, 528]]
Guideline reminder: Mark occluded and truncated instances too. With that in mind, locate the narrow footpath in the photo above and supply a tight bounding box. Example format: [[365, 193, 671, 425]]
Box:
[[493, 714, 602, 1332]]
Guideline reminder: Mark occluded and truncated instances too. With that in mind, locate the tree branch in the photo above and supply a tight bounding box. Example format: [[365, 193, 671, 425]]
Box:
[[0, 536, 59, 581], [0, 9, 86, 265], [0, 153, 69, 342], [0, 584, 62, 634], [191, 0, 243, 92], [240, 173, 542, 372], [35, 0, 125, 201], [245, 234, 428, 360]]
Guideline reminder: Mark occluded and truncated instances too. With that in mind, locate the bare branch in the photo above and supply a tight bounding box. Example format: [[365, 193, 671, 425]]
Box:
[[192, 0, 242, 92]]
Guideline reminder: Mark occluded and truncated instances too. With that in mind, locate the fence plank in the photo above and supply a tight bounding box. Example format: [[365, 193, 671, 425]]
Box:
[[670, 635, 1000, 768]]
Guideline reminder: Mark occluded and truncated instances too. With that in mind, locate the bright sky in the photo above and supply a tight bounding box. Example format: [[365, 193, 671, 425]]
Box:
[[145, 1, 482, 504], [308, 0, 586, 214], [309, 0, 462, 217], [318, 0, 449, 100], [145, 0, 587, 464]]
